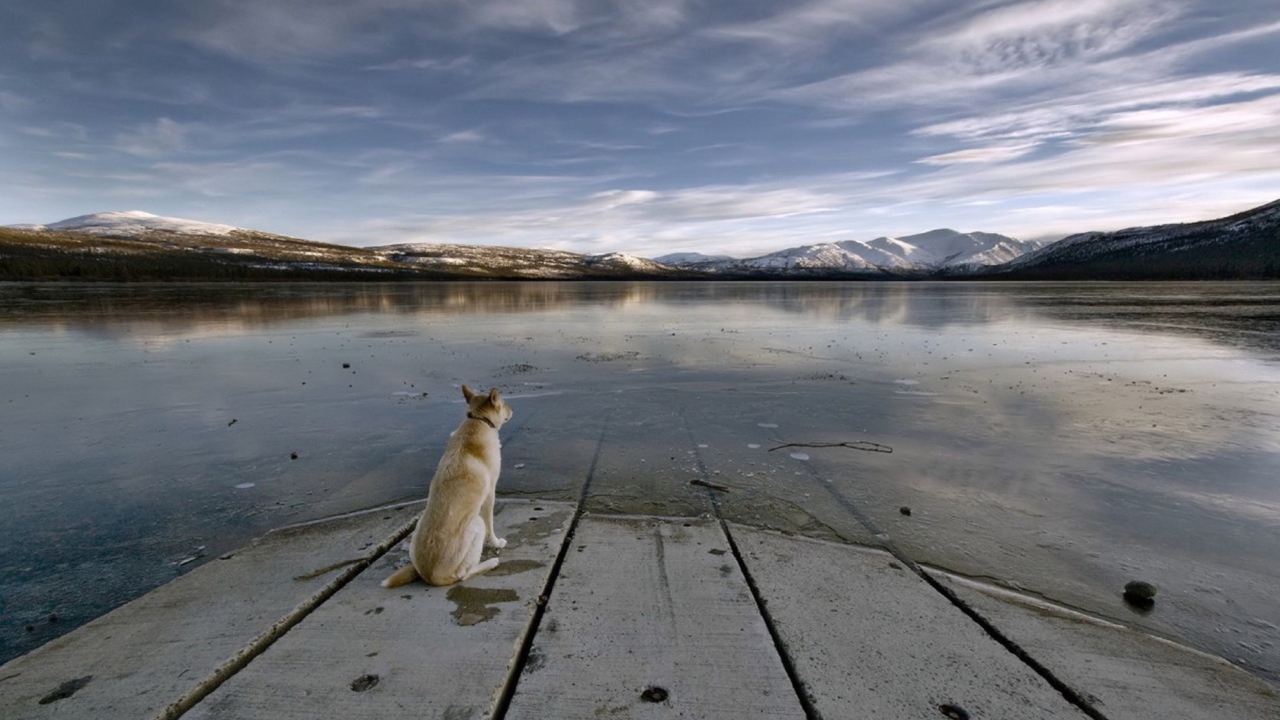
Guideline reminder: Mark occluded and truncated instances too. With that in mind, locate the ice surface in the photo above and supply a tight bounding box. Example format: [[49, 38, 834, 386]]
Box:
[[2, 281, 1279, 684]]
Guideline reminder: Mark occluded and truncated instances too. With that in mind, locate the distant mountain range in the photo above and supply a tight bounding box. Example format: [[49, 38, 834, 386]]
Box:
[[2, 201, 1277, 281], [656, 229, 1045, 277], [0, 211, 685, 281], [990, 198, 1280, 280]]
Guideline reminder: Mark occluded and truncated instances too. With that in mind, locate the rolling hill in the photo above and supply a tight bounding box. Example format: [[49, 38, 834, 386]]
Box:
[[991, 200, 1280, 280]]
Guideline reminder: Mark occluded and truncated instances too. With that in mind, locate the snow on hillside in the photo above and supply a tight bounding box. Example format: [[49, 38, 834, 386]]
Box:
[[744, 243, 880, 271], [585, 252, 675, 272], [663, 229, 1039, 273], [844, 229, 1038, 268], [653, 251, 734, 265], [39, 211, 241, 236], [372, 243, 678, 278], [8, 210, 1049, 278], [1005, 198, 1280, 271]]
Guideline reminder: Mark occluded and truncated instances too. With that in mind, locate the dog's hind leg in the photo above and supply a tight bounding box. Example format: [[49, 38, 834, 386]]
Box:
[[457, 514, 500, 581], [455, 556, 500, 584], [430, 516, 499, 585]]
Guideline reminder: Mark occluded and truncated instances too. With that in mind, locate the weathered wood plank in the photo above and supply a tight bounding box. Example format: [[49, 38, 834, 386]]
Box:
[[935, 573, 1280, 720], [505, 515, 806, 720], [183, 500, 574, 720], [730, 524, 1089, 719], [0, 505, 419, 720]]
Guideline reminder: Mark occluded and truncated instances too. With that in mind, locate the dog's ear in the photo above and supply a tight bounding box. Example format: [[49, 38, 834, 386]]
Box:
[[461, 385, 475, 401], [488, 387, 500, 404]]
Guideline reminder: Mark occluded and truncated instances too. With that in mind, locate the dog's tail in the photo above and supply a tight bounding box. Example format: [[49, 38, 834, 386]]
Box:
[[381, 564, 420, 588]]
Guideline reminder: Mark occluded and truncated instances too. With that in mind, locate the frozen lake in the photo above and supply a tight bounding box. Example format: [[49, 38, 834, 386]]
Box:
[[2, 281, 1279, 684]]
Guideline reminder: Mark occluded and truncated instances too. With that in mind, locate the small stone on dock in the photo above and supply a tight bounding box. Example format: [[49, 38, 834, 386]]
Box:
[[1123, 580, 1158, 608]]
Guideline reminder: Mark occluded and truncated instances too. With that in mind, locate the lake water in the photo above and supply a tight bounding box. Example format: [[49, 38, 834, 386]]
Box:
[[2, 281, 1278, 684]]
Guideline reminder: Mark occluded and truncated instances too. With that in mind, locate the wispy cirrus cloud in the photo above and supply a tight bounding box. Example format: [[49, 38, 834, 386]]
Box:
[[0, 88, 31, 111], [116, 118, 191, 158], [180, 0, 417, 61], [908, 71, 1280, 166], [916, 144, 1038, 165], [928, 0, 1178, 69], [343, 181, 844, 254], [780, 0, 1183, 111], [181, 0, 690, 63], [914, 72, 1280, 139], [707, 0, 931, 46]]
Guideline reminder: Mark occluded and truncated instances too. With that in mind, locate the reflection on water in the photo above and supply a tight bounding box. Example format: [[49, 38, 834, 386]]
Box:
[[1, 281, 1279, 685], [4, 281, 1278, 355]]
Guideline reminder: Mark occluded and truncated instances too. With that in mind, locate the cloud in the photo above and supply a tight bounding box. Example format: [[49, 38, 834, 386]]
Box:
[[0, 89, 31, 111], [707, 0, 924, 47], [22, 122, 89, 142], [115, 118, 190, 157], [7, 0, 1280, 255], [928, 0, 1177, 70], [340, 182, 842, 253], [439, 129, 487, 144], [181, 0, 690, 63], [916, 143, 1037, 165], [584, 189, 661, 210], [908, 71, 1280, 160], [781, 0, 1181, 111], [885, 96, 1280, 234], [22, 19, 71, 61], [752, 1, 1280, 228], [467, 0, 587, 35], [366, 56, 473, 72], [181, 0, 418, 61], [1088, 93, 1280, 144]]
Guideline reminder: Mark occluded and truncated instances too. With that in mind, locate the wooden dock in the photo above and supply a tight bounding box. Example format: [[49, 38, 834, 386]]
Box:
[[2, 499, 1276, 719]]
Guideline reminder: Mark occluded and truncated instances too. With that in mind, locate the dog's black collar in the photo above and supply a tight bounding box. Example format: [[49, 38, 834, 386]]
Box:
[[467, 413, 497, 429]]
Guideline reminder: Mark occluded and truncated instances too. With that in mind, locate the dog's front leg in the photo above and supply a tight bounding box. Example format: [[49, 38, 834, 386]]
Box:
[[482, 480, 506, 549]]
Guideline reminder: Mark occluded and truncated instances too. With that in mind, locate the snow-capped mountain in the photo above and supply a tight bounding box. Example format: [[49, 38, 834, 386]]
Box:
[[373, 243, 679, 279], [2, 211, 687, 280], [663, 229, 1043, 276], [21, 210, 242, 236], [997, 199, 1280, 279], [7, 200, 1275, 281], [868, 229, 1043, 267], [653, 251, 734, 265]]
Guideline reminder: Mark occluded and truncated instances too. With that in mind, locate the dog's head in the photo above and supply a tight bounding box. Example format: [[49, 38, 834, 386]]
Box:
[[461, 385, 513, 427]]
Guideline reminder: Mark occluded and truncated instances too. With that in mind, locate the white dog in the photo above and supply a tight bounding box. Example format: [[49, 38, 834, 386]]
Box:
[[383, 385, 512, 587]]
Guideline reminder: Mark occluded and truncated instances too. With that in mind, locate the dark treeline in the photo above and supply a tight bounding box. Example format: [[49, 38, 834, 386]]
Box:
[[0, 244, 439, 282], [990, 229, 1279, 281]]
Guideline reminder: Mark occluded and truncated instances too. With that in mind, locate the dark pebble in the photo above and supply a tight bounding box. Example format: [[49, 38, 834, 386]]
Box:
[[290, 451, 299, 460], [48, 612, 58, 623], [640, 686, 669, 703], [899, 506, 912, 516], [1124, 580, 1157, 605], [349, 674, 379, 692], [342, 363, 351, 369]]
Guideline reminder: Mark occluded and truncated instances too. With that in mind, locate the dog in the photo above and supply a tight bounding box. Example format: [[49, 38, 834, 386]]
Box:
[[382, 385, 513, 587]]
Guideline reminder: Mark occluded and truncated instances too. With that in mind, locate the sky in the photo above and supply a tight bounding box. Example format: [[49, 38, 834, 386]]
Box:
[[2, 0, 1279, 258]]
